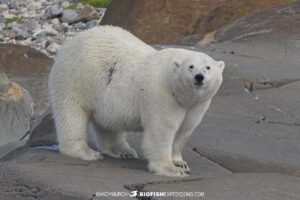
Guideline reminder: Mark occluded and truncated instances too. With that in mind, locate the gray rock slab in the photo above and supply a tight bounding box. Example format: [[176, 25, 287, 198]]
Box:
[[175, 40, 300, 176], [0, 140, 26, 159], [27, 108, 57, 146], [0, 164, 86, 200], [0, 73, 34, 146], [61, 10, 78, 24], [143, 173, 300, 200], [215, 0, 300, 42], [0, 44, 53, 114], [0, 146, 230, 199]]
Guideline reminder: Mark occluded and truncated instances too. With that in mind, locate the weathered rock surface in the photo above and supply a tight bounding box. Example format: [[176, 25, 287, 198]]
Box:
[[1, 38, 299, 199], [144, 173, 300, 200], [215, 0, 300, 42], [102, 0, 287, 44], [1, 1, 300, 196], [0, 143, 231, 199], [27, 108, 56, 146], [185, 38, 300, 176], [0, 44, 53, 114], [0, 73, 33, 146]]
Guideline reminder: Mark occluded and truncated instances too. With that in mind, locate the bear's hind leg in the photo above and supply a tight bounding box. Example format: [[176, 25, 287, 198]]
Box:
[[102, 132, 138, 159], [53, 103, 103, 161]]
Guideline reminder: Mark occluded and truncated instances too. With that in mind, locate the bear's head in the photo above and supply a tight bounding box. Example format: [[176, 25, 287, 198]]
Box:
[[168, 49, 225, 104]]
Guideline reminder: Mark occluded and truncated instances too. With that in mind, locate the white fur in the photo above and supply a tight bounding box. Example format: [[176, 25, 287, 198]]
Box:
[[48, 26, 224, 177]]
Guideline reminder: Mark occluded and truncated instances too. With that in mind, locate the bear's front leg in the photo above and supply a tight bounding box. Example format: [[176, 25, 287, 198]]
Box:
[[172, 100, 211, 171], [141, 107, 187, 177]]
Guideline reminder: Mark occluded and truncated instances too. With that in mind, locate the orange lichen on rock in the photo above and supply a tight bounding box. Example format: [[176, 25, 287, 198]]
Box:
[[0, 82, 23, 102], [198, 31, 217, 45]]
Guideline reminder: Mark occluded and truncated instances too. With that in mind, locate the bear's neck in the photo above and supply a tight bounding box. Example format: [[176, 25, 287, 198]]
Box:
[[169, 78, 219, 108], [168, 79, 199, 108]]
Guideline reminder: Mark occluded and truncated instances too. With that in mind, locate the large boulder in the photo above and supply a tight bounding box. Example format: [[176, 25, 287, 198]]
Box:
[[101, 0, 286, 44], [0, 44, 53, 114], [0, 73, 34, 146]]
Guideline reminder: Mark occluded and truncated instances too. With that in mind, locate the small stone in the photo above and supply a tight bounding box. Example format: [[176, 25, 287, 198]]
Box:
[[21, 12, 30, 18], [20, 7, 27, 14], [52, 0, 62, 4], [72, 22, 86, 29], [0, 22, 5, 31], [46, 42, 60, 54], [27, 2, 39, 11], [27, 10, 37, 18], [20, 19, 40, 33], [0, 4, 9, 11], [96, 8, 106, 14], [0, 34, 4, 42], [1, 10, 15, 18], [51, 35, 65, 45], [50, 18, 60, 25], [9, 9, 18, 15], [86, 20, 99, 29], [61, 1, 70, 8], [49, 5, 63, 18], [0, 14, 5, 23], [32, 28, 58, 38], [9, 39, 16, 44], [12, 26, 31, 40], [77, 4, 101, 22], [65, 31, 75, 37], [53, 23, 69, 33], [61, 10, 78, 24], [2, 30, 16, 39]]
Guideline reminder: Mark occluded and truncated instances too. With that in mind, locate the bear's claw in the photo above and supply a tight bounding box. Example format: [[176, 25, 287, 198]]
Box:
[[103, 147, 138, 159], [173, 160, 190, 171], [149, 162, 190, 177]]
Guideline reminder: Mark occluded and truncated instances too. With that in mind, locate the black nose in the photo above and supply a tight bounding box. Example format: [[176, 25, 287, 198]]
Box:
[[194, 73, 204, 84]]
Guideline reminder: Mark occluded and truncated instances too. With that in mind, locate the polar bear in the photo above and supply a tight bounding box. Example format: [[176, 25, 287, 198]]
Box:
[[48, 26, 224, 177]]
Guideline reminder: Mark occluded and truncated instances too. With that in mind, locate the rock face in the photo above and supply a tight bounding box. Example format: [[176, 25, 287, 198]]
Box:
[[215, 0, 300, 42], [27, 108, 57, 146], [0, 44, 53, 114], [101, 0, 225, 44], [101, 0, 287, 44], [0, 73, 34, 146], [144, 173, 300, 200]]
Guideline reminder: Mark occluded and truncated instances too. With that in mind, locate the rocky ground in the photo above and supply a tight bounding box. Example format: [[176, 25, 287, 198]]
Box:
[[1, 1, 300, 200], [0, 0, 106, 57]]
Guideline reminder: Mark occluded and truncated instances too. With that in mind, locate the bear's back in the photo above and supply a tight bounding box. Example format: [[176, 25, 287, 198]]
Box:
[[56, 26, 155, 66], [49, 26, 157, 111]]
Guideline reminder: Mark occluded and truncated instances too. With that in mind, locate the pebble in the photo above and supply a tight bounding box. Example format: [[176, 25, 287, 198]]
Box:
[[0, 22, 5, 31], [46, 42, 60, 54], [32, 28, 58, 38], [49, 5, 63, 18], [61, 10, 78, 23], [0, 4, 8, 11]]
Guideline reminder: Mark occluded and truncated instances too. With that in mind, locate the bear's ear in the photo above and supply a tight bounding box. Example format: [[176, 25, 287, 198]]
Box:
[[218, 61, 225, 71]]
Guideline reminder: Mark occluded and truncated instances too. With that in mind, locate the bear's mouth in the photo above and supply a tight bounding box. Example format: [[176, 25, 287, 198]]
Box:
[[194, 82, 204, 86]]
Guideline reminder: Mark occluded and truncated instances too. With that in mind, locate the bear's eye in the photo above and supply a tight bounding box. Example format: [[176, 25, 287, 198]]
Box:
[[189, 65, 194, 69], [206, 66, 211, 70]]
